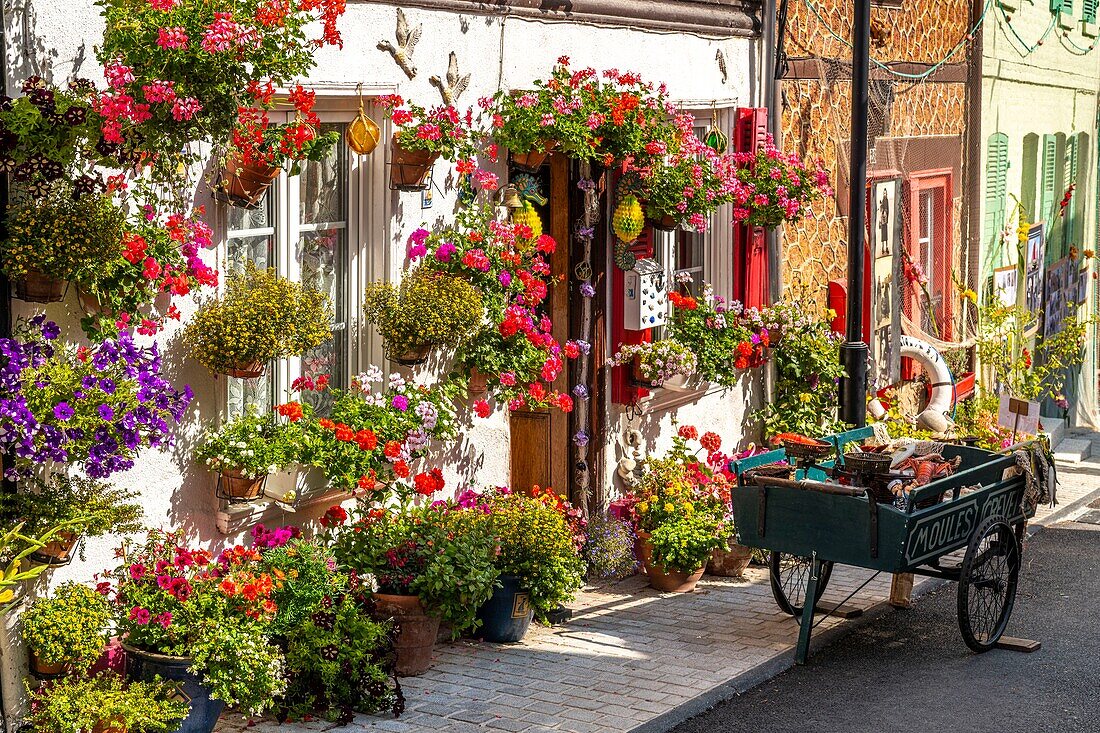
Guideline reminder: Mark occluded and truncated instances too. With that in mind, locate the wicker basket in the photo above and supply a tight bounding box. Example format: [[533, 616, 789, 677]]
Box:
[[782, 440, 834, 462], [842, 451, 893, 474]]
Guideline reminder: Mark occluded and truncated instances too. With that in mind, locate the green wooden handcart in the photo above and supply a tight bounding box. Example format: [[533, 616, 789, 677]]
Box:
[[729, 426, 1038, 663]]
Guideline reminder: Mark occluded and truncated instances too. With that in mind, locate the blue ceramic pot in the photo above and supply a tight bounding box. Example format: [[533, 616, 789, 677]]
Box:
[[476, 575, 534, 643], [125, 645, 223, 733]]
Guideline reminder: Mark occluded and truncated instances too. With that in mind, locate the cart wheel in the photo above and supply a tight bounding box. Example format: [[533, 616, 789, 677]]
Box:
[[957, 516, 1021, 653], [769, 552, 834, 618]]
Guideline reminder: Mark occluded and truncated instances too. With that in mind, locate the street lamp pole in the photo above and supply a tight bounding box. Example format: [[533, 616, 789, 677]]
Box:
[[839, 0, 872, 427]]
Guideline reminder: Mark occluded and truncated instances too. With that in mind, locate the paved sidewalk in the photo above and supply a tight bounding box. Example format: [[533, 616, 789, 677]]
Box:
[[219, 451, 1100, 733]]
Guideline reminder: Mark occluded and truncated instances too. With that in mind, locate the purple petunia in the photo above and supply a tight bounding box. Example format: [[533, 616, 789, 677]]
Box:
[[97, 404, 114, 421], [53, 402, 74, 421]]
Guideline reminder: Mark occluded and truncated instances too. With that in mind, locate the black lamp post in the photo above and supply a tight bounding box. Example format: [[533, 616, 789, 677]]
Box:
[[839, 0, 872, 427]]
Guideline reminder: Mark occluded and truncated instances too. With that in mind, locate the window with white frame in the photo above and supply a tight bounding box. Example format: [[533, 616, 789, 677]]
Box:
[[223, 120, 353, 418]]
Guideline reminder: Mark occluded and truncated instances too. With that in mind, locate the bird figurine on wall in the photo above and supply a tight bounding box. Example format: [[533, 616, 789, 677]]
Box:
[[378, 8, 421, 80], [430, 52, 471, 105]]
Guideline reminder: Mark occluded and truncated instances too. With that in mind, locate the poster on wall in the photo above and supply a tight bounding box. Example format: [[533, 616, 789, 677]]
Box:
[[1043, 256, 1080, 337], [1025, 222, 1045, 314], [870, 177, 903, 389], [992, 265, 1018, 307]]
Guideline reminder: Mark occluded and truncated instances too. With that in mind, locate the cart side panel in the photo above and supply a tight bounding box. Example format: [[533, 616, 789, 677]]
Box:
[[731, 485, 910, 572], [901, 477, 1028, 570]]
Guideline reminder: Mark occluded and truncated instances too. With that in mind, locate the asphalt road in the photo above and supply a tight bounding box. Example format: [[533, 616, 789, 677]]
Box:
[[672, 520, 1100, 733]]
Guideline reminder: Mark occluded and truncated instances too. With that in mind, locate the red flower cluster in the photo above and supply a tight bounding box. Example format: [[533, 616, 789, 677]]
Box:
[[320, 504, 348, 527], [668, 291, 698, 310], [413, 468, 445, 496], [276, 401, 304, 422]]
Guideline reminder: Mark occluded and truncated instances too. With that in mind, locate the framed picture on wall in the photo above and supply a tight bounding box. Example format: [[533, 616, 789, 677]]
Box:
[[1025, 222, 1045, 314], [869, 176, 903, 389], [870, 177, 902, 260], [992, 265, 1018, 307]]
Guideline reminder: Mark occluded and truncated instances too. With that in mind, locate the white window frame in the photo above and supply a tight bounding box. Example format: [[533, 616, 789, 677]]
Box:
[[212, 89, 393, 532]]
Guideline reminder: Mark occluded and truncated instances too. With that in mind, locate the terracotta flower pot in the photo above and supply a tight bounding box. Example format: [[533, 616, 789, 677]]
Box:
[[645, 562, 706, 593], [216, 155, 280, 210], [14, 270, 65, 303], [510, 141, 555, 171], [707, 542, 753, 578], [390, 135, 438, 190], [635, 530, 653, 574], [77, 288, 112, 316], [218, 469, 266, 502], [649, 214, 678, 232], [91, 718, 127, 733], [468, 368, 489, 396], [372, 593, 440, 676], [29, 651, 68, 678], [630, 356, 662, 389], [222, 361, 266, 379], [31, 531, 80, 566]]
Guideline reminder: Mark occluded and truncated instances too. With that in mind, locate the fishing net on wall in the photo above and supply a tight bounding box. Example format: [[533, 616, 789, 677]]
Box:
[[778, 0, 984, 384]]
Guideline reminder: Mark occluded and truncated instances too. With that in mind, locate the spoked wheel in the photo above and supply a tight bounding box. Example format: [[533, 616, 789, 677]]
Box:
[[769, 552, 834, 618], [957, 516, 1021, 653]]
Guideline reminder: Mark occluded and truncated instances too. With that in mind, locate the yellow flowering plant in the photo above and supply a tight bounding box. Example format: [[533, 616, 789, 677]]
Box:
[[185, 262, 332, 375], [22, 582, 111, 672]]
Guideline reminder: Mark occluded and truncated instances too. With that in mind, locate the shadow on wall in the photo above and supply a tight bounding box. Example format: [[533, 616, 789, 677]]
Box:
[[5, 0, 92, 84]]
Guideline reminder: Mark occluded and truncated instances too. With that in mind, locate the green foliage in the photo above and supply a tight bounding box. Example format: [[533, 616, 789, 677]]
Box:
[[327, 497, 498, 636], [185, 262, 332, 374], [260, 539, 348, 638], [22, 582, 111, 671], [761, 298, 847, 439], [0, 522, 83, 614], [0, 189, 125, 282], [0, 475, 143, 551], [27, 673, 189, 733], [363, 268, 483, 360], [954, 392, 1016, 450], [649, 514, 726, 575], [664, 282, 771, 385], [195, 409, 297, 479], [975, 302, 1092, 402], [281, 593, 398, 722], [187, 619, 286, 714]]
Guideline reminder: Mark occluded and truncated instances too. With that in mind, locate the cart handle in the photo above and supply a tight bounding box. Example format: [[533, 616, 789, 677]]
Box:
[[750, 475, 870, 498]]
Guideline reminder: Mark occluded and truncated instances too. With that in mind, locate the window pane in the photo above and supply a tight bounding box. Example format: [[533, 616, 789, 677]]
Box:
[[228, 190, 274, 231], [228, 373, 273, 419], [226, 235, 274, 273], [297, 229, 345, 416], [300, 124, 347, 225]]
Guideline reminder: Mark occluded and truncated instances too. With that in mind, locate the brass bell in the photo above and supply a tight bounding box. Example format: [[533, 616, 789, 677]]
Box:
[[499, 184, 523, 210], [346, 84, 381, 155]]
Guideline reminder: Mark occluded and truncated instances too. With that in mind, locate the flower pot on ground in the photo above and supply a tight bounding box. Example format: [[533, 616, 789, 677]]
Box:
[[475, 575, 533, 643], [646, 563, 706, 593], [364, 267, 484, 367], [27, 672, 189, 733], [184, 262, 332, 378], [707, 541, 753, 578], [452, 487, 586, 639], [216, 154, 281, 209], [324, 479, 498, 672], [510, 141, 556, 171], [372, 593, 440, 675], [22, 583, 111, 676], [124, 647, 222, 733], [634, 530, 652, 575], [14, 270, 66, 303]]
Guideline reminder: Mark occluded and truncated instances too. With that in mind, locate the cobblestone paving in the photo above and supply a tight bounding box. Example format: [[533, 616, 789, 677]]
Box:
[[219, 454, 1100, 733]]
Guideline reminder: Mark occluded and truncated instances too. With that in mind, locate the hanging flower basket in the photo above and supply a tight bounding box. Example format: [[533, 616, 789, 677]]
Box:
[[215, 155, 281, 210], [215, 468, 267, 503], [510, 141, 556, 172], [14, 270, 66, 303], [390, 344, 432, 367], [631, 356, 663, 390], [389, 136, 438, 191], [29, 651, 70, 679], [648, 214, 678, 232], [468, 368, 489, 397], [76, 288, 111, 316], [222, 361, 267, 379], [30, 532, 82, 567]]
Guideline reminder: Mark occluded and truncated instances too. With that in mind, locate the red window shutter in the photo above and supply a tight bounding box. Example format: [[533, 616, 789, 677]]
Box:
[[733, 108, 770, 307], [825, 241, 873, 343], [611, 227, 657, 405]]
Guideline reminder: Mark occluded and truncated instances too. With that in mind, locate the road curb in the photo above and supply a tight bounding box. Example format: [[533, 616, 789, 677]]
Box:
[[632, 481, 1100, 733]]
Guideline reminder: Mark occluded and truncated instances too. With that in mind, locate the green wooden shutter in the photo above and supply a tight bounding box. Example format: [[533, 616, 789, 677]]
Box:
[[1086, 0, 1098, 23], [1065, 134, 1080, 249], [1040, 134, 1058, 225], [984, 133, 1009, 267], [1052, 0, 1073, 12]]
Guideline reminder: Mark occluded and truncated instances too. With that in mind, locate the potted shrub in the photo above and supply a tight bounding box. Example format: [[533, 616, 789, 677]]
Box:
[[453, 487, 585, 643], [0, 475, 142, 566], [185, 262, 331, 378], [731, 134, 831, 229], [0, 317, 192, 480], [219, 85, 341, 208], [325, 477, 498, 675], [0, 189, 125, 303], [22, 582, 111, 677], [608, 339, 697, 390], [27, 672, 189, 733], [195, 410, 295, 502], [363, 267, 484, 366], [96, 0, 346, 179], [379, 96, 477, 189], [104, 530, 286, 733], [625, 426, 732, 592]]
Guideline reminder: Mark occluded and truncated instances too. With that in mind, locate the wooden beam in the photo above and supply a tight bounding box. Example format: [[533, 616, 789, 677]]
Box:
[[353, 0, 762, 38], [783, 57, 969, 84]]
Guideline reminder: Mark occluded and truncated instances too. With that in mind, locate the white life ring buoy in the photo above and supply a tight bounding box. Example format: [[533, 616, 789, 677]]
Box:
[[867, 335, 956, 432]]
